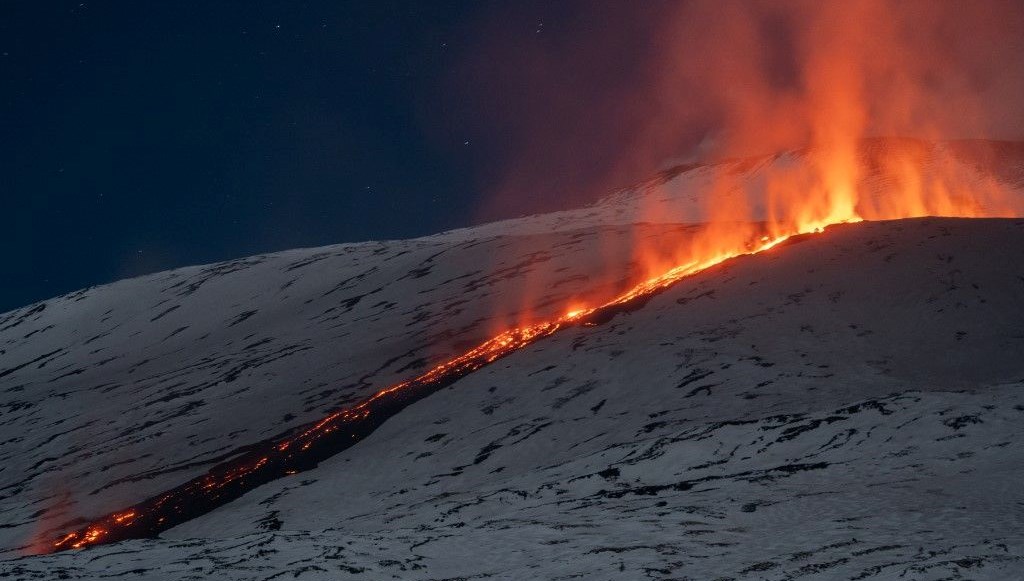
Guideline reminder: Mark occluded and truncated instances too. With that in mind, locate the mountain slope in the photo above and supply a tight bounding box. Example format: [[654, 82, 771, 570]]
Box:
[[2, 141, 1024, 579]]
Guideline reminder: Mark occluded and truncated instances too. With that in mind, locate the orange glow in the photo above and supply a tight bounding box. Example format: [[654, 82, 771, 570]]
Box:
[[608, 0, 1024, 296]]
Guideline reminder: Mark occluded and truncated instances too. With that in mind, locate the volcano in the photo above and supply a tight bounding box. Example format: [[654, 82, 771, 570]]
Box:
[[2, 139, 1024, 579]]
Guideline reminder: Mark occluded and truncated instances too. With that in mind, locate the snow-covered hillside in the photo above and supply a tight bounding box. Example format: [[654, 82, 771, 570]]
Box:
[[2, 141, 1024, 579]]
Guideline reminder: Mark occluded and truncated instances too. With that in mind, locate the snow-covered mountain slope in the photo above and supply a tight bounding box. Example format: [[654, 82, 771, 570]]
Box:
[[2, 141, 1024, 579]]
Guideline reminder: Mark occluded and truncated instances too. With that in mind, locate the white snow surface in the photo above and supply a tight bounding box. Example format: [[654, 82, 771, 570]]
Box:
[[2, 140, 1024, 580]]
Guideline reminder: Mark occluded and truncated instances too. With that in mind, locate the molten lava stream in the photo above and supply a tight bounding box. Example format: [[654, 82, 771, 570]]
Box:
[[46, 226, 802, 553]]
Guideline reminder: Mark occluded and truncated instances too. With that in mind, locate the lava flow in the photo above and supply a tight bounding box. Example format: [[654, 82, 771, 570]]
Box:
[[44, 223, 798, 553]]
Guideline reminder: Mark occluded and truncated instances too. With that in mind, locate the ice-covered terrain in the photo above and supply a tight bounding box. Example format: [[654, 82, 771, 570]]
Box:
[[2, 140, 1024, 579]]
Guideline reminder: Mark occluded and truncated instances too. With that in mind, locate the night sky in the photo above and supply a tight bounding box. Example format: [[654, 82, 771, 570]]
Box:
[[3, 1, 652, 313]]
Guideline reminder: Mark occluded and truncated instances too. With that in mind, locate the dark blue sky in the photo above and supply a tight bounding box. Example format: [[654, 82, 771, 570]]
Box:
[[4, 1, 657, 312]]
